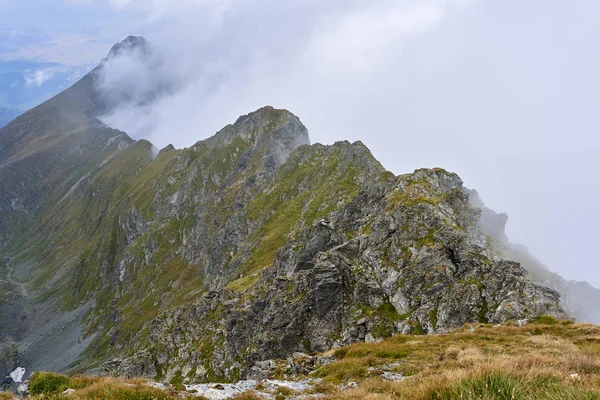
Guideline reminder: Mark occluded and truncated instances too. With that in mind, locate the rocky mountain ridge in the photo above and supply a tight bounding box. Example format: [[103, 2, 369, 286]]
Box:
[[0, 36, 585, 386]]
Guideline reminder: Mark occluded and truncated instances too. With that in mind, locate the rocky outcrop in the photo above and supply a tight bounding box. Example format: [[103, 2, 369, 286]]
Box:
[[109, 165, 564, 383]]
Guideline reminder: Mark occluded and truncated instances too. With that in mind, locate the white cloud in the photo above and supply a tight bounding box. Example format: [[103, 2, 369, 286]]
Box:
[[97, 0, 470, 145], [105, 0, 232, 23], [23, 68, 55, 87], [306, 0, 463, 76]]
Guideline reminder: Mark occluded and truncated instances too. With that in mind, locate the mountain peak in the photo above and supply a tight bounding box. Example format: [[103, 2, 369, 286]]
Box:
[[106, 35, 151, 60], [212, 106, 311, 167]]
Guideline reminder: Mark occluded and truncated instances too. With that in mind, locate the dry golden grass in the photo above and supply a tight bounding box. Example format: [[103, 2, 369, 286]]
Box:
[[320, 319, 600, 399], [24, 374, 184, 400], [0, 392, 15, 400], [65, 379, 175, 400]]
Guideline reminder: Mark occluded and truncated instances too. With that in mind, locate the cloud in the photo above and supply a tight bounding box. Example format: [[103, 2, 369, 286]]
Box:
[[97, 0, 470, 145], [306, 0, 469, 76], [104, 0, 233, 24], [23, 68, 55, 87]]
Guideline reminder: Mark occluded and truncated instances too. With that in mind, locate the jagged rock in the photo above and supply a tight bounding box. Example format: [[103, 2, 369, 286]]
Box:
[[130, 167, 565, 382], [103, 351, 156, 378], [159, 144, 176, 154]]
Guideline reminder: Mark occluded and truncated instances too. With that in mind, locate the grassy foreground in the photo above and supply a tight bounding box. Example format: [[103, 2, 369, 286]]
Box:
[[318, 316, 600, 400], [5, 317, 600, 399]]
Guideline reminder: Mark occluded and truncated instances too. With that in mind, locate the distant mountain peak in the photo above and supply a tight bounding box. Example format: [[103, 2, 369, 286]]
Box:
[[106, 35, 151, 60]]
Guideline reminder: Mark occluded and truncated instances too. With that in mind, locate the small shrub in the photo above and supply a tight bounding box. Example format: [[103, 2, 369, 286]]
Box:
[[70, 381, 171, 400], [569, 353, 600, 374], [427, 372, 519, 400], [29, 371, 70, 395], [439, 346, 460, 361], [411, 324, 426, 335], [315, 359, 370, 382], [333, 348, 348, 358], [334, 342, 411, 360], [67, 375, 102, 390], [532, 315, 560, 325]]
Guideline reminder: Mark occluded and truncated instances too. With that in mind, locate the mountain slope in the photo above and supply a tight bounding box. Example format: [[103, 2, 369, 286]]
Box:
[[0, 37, 570, 384], [0, 108, 22, 129], [0, 39, 138, 378]]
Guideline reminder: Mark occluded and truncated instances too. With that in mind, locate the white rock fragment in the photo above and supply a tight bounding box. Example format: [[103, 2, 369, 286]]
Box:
[[146, 381, 167, 390], [365, 333, 384, 343], [185, 380, 259, 399], [264, 379, 316, 391], [338, 381, 359, 391], [381, 372, 404, 381], [10, 367, 25, 383], [183, 379, 318, 399], [17, 383, 29, 395]]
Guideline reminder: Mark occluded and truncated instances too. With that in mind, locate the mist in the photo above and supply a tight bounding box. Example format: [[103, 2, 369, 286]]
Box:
[[93, 0, 600, 287]]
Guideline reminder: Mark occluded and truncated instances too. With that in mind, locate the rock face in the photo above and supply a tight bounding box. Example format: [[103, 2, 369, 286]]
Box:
[[118, 167, 563, 383], [0, 36, 568, 383]]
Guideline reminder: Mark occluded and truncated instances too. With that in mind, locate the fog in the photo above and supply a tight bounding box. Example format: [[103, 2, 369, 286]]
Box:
[[93, 0, 600, 287]]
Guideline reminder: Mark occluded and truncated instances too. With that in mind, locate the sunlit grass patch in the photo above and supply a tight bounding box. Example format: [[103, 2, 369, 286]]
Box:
[[319, 321, 600, 399], [29, 371, 70, 395], [67, 380, 174, 400]]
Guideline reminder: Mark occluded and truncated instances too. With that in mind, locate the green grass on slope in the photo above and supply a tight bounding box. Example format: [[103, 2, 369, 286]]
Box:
[[228, 145, 366, 291]]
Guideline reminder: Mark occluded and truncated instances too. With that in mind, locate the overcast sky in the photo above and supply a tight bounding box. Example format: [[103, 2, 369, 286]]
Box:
[[1, 0, 599, 287]]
